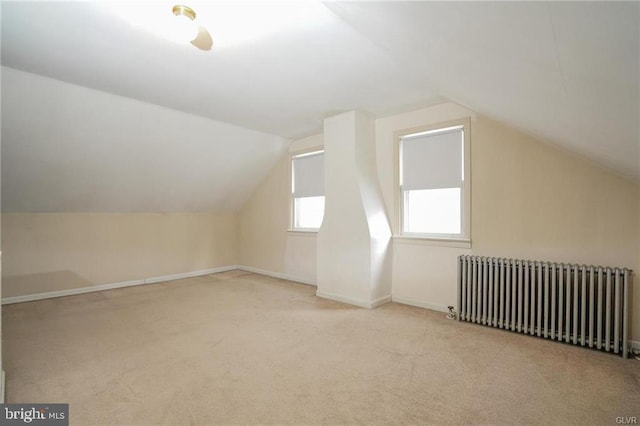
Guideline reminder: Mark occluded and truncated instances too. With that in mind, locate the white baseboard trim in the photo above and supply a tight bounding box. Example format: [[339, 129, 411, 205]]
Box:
[[371, 294, 393, 308], [391, 295, 450, 313], [0, 370, 5, 403], [236, 266, 392, 309], [1, 265, 238, 305], [237, 265, 317, 286], [630, 340, 640, 352], [316, 290, 370, 308], [316, 290, 391, 309], [144, 265, 236, 284], [2, 279, 144, 304]]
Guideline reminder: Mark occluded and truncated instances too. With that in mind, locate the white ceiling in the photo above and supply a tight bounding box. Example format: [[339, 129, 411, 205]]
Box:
[[1, 1, 638, 212], [1, 1, 443, 138]]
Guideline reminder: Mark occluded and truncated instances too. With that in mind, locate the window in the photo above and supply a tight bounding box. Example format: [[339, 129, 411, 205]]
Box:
[[399, 123, 469, 239], [291, 150, 324, 230]]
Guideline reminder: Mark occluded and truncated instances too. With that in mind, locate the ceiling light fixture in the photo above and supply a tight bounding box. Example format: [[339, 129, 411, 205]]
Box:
[[172, 5, 198, 42], [103, 2, 329, 50]]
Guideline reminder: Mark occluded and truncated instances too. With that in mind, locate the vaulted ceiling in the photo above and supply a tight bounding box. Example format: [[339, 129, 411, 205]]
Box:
[[1, 1, 638, 212]]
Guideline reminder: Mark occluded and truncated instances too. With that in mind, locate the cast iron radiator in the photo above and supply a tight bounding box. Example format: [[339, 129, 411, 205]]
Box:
[[457, 255, 632, 358]]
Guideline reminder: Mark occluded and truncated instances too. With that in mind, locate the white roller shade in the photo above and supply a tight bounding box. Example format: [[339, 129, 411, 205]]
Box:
[[401, 128, 463, 190], [293, 152, 324, 197]]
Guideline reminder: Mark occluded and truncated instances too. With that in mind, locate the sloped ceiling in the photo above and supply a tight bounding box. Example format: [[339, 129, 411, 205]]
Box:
[[325, 1, 639, 180], [1, 1, 638, 212], [1, 67, 288, 212]]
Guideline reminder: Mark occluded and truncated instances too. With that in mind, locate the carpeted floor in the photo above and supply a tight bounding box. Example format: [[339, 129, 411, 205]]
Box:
[[3, 270, 639, 425]]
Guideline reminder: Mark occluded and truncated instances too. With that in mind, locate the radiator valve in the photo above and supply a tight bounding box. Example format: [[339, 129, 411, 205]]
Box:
[[446, 306, 456, 320]]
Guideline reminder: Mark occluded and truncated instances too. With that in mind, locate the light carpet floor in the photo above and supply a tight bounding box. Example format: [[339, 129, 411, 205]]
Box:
[[3, 270, 639, 425]]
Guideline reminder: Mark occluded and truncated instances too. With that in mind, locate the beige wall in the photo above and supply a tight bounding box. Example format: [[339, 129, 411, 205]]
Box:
[[2, 213, 238, 298], [380, 107, 639, 341], [471, 117, 638, 266], [238, 135, 321, 284], [239, 103, 640, 342], [239, 156, 289, 273]]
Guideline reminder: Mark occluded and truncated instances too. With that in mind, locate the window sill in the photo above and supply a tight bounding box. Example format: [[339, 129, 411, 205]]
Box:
[[287, 229, 319, 236], [393, 235, 471, 248]]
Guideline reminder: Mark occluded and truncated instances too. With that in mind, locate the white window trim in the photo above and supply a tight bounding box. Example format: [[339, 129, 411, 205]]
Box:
[[287, 228, 321, 234], [286, 229, 319, 236], [393, 118, 471, 246], [289, 146, 325, 232], [393, 235, 471, 249]]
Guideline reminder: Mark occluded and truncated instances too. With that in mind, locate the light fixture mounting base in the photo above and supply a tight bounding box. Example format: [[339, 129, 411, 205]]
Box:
[[173, 5, 196, 20]]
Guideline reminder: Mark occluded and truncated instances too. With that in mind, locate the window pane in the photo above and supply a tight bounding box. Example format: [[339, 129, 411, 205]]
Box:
[[294, 196, 325, 229], [403, 188, 460, 234]]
